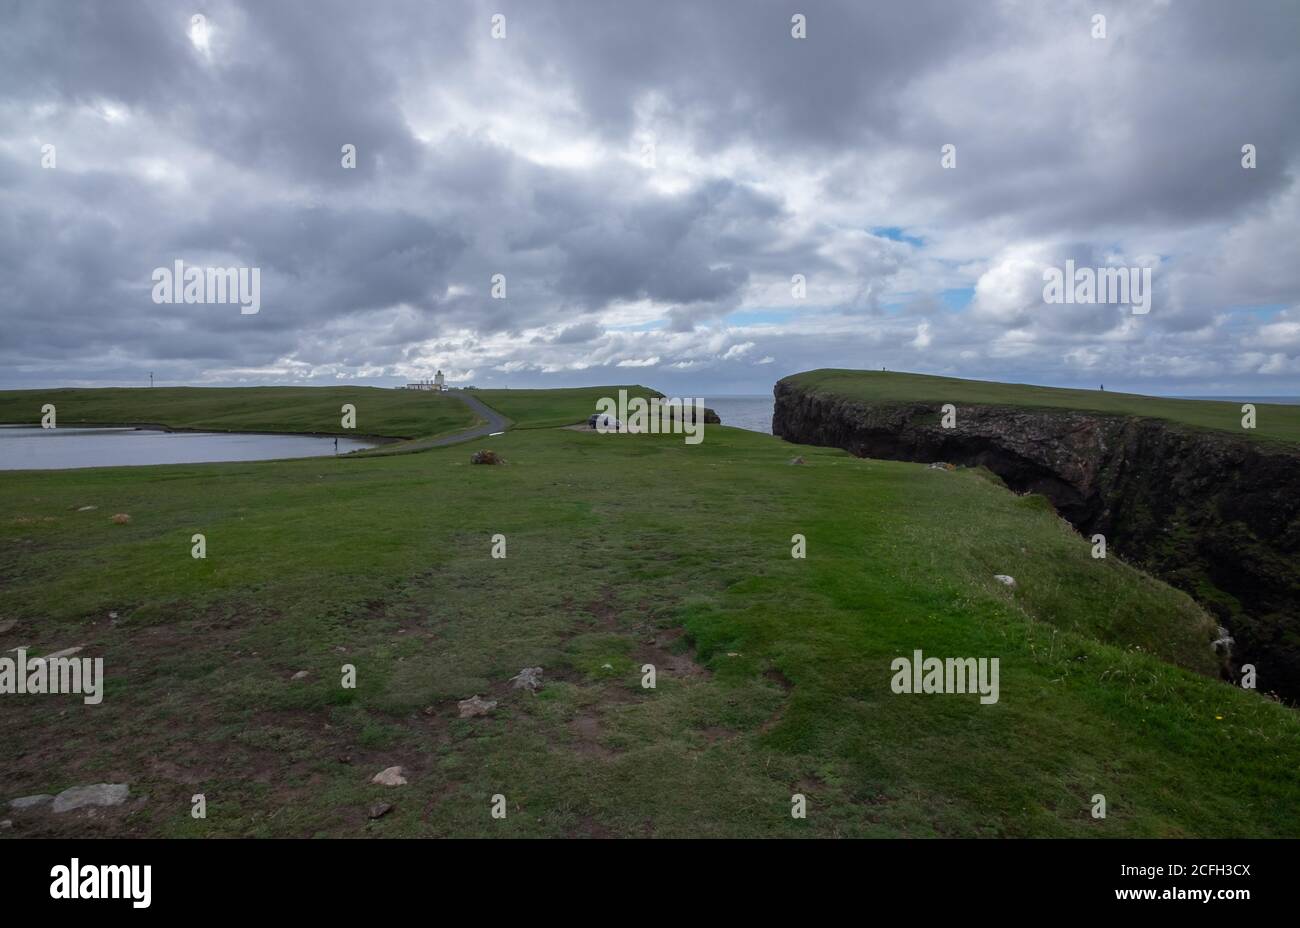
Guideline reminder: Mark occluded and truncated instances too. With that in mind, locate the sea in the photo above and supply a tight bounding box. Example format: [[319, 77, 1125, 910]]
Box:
[[705, 395, 775, 434]]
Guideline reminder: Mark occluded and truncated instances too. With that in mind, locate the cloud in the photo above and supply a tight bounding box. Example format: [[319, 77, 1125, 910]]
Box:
[[550, 321, 605, 344], [0, 0, 1297, 395], [721, 342, 755, 360]]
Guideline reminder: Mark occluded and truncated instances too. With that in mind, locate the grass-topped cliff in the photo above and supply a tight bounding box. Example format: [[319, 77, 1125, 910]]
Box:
[[775, 369, 1300, 704], [782, 369, 1300, 445], [1, 384, 1297, 837]]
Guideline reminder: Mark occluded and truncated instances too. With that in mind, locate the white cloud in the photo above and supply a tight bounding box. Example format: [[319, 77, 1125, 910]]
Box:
[[911, 322, 932, 349]]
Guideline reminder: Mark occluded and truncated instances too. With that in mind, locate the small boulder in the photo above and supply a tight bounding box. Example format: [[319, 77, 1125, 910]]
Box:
[[789, 456, 806, 466], [368, 802, 393, 820], [9, 794, 53, 812], [111, 513, 131, 525], [470, 450, 504, 465], [51, 783, 129, 813], [509, 667, 544, 693], [291, 670, 310, 680], [457, 694, 497, 718], [0, 619, 15, 634], [77, 505, 98, 512], [371, 766, 407, 787], [993, 575, 1017, 588]]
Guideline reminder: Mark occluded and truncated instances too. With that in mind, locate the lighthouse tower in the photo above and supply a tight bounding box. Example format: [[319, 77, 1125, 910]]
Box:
[[434, 370, 445, 391]]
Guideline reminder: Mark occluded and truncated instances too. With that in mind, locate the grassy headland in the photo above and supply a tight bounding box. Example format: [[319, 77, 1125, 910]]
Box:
[[0, 386, 1296, 838], [0, 386, 478, 441], [470, 385, 659, 429], [782, 369, 1300, 445]]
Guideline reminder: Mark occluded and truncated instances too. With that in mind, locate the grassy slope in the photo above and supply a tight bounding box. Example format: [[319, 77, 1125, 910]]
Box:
[[471, 385, 660, 429], [0, 386, 478, 440], [2, 421, 1295, 838], [783, 369, 1300, 445]]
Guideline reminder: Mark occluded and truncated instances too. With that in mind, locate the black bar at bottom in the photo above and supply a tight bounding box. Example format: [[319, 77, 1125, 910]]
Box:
[[0, 838, 1286, 914]]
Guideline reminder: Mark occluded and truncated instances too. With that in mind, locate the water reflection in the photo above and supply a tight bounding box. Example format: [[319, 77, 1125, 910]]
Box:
[[0, 425, 376, 470]]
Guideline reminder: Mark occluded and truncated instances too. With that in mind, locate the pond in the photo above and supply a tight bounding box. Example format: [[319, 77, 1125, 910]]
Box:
[[0, 426, 377, 470]]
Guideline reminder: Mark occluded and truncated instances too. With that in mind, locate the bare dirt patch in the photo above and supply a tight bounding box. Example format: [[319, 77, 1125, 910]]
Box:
[[697, 726, 738, 745], [764, 667, 794, 690], [568, 711, 616, 759], [635, 628, 709, 681]]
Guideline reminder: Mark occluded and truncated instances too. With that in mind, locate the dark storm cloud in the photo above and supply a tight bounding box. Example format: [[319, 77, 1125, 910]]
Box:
[[509, 0, 987, 150], [550, 180, 765, 309]]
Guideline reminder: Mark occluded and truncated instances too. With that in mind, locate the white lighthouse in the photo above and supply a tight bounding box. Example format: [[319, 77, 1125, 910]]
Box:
[[402, 371, 448, 391]]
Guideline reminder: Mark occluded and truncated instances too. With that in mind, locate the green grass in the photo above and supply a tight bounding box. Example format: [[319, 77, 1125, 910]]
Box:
[[783, 369, 1300, 445], [0, 386, 478, 440], [471, 385, 660, 429], [2, 408, 1296, 838]]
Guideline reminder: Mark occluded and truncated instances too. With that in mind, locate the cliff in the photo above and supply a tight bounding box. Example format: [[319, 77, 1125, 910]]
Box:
[[773, 377, 1300, 701]]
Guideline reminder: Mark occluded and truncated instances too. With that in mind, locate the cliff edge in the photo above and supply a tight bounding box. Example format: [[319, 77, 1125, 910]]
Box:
[[773, 373, 1300, 701]]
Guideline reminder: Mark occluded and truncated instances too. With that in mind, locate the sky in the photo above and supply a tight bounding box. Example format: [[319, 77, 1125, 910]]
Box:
[[2, 0, 1298, 397]]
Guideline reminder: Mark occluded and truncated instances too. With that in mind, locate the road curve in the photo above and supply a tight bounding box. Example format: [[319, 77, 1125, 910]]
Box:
[[364, 391, 510, 455], [350, 391, 510, 457], [431, 391, 511, 446]]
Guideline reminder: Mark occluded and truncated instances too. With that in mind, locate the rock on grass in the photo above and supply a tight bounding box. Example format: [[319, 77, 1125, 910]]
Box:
[[458, 694, 497, 717], [509, 667, 544, 693], [51, 783, 129, 813], [9, 794, 53, 812], [371, 766, 407, 786]]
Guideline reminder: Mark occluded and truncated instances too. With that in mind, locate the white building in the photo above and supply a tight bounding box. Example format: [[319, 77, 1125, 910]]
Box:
[[404, 370, 447, 391]]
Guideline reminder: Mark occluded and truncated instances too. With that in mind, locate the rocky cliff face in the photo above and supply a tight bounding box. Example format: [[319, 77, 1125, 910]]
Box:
[[773, 379, 1300, 701]]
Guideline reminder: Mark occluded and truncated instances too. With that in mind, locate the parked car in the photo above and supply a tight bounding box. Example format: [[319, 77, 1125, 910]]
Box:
[[588, 413, 621, 432]]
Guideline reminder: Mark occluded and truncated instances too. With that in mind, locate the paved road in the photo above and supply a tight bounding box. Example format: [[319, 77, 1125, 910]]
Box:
[[350, 391, 510, 457], [433, 391, 510, 446], [366, 391, 511, 456]]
